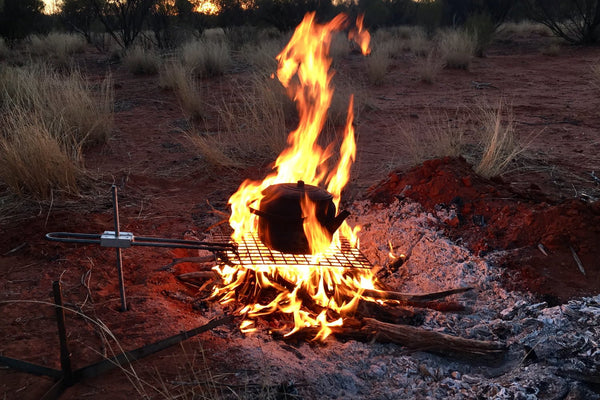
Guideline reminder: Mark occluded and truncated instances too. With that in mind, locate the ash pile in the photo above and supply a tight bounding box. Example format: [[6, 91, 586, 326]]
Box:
[[195, 198, 600, 400]]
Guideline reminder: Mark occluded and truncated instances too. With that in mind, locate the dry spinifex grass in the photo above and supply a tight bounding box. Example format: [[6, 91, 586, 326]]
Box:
[[437, 28, 476, 70], [0, 63, 113, 199], [474, 99, 523, 178], [187, 73, 290, 168], [159, 60, 205, 121], [123, 46, 161, 75], [385, 100, 524, 179], [181, 38, 231, 78]]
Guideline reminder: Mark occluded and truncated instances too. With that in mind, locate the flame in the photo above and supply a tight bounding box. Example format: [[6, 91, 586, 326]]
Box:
[[214, 13, 376, 340]]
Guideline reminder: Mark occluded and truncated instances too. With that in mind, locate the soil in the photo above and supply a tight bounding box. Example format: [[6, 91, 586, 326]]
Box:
[[1, 30, 600, 399]]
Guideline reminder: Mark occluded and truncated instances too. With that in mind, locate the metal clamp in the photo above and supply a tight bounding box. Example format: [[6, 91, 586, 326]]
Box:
[[100, 231, 134, 248], [45, 185, 236, 312]]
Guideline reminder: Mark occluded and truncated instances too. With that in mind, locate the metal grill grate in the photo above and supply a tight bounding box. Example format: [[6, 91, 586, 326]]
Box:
[[215, 233, 372, 269]]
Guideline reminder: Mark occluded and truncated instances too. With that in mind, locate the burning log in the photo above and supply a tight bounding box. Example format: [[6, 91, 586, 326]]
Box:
[[177, 271, 218, 281], [362, 287, 473, 302]]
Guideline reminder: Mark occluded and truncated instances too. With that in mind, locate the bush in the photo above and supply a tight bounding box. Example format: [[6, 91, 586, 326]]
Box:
[[465, 13, 497, 57], [437, 28, 476, 69], [0, 0, 45, 42], [525, 0, 600, 44], [123, 46, 161, 75]]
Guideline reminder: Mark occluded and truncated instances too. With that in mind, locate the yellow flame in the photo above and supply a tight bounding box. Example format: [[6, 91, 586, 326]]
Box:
[[215, 13, 376, 340]]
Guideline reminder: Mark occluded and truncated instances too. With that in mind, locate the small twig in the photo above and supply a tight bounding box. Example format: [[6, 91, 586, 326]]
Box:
[[44, 189, 54, 229], [569, 246, 586, 276], [203, 219, 229, 232], [157, 256, 217, 271], [471, 81, 498, 90], [2, 243, 27, 256]]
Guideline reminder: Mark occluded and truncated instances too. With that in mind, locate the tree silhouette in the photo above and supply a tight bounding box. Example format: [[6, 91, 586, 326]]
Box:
[[0, 0, 44, 42]]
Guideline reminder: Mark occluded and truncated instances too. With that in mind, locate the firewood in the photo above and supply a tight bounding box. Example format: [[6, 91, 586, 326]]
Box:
[[362, 287, 472, 302], [358, 318, 505, 362], [283, 317, 506, 363], [355, 300, 415, 324], [177, 271, 218, 281]]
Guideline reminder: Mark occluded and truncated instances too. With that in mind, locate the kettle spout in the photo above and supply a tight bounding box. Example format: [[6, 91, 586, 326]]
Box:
[[326, 210, 351, 235]]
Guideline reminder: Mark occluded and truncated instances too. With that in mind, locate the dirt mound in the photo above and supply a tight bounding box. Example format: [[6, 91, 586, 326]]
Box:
[[368, 157, 600, 303]]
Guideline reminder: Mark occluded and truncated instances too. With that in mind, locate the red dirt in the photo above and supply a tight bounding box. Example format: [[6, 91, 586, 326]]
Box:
[[1, 31, 600, 398], [368, 156, 600, 303]]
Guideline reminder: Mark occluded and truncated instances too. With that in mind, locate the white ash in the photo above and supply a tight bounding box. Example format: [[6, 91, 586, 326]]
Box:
[[202, 199, 600, 400]]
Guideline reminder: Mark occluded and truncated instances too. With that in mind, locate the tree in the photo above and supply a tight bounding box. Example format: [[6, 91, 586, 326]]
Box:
[[61, 0, 99, 43], [525, 0, 600, 44], [91, 0, 157, 48], [0, 0, 44, 43]]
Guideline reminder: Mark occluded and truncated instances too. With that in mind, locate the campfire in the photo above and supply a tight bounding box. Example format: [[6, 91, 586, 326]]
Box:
[[201, 13, 492, 355], [210, 13, 378, 341]]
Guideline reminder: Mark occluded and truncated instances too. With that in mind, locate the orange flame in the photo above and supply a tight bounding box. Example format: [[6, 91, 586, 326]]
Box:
[[214, 13, 375, 340]]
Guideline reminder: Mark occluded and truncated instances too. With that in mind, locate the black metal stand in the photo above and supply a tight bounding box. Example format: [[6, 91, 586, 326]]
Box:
[[0, 281, 233, 400]]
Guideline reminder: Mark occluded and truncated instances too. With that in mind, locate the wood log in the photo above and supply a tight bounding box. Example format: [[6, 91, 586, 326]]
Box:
[[355, 300, 415, 324], [356, 318, 505, 363], [362, 287, 472, 302], [283, 317, 506, 364], [177, 271, 218, 281]]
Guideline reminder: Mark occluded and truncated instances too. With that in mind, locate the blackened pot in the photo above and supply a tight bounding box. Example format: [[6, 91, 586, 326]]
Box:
[[249, 181, 350, 254]]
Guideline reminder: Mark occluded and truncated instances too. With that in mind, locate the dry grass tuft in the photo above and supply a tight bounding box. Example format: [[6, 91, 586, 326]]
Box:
[[0, 64, 113, 199], [160, 60, 205, 121], [395, 111, 466, 168], [474, 99, 523, 178], [0, 37, 9, 59], [123, 46, 161, 75], [241, 37, 285, 73], [414, 50, 444, 83], [188, 74, 290, 168], [407, 28, 431, 57], [0, 112, 81, 197], [591, 60, 600, 89], [365, 46, 392, 85], [384, 100, 526, 179], [181, 39, 231, 77], [330, 32, 351, 61], [497, 21, 553, 38], [27, 32, 87, 66], [437, 28, 476, 69], [541, 41, 561, 56]]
